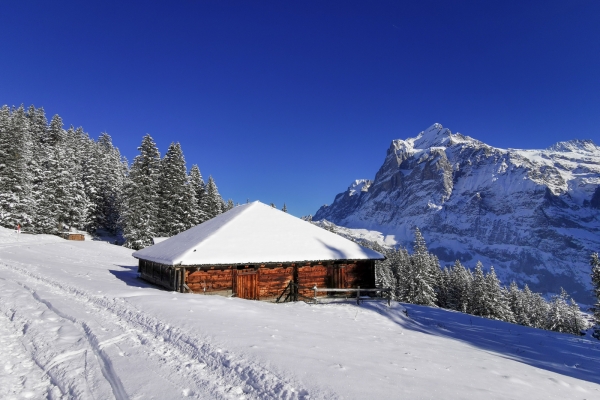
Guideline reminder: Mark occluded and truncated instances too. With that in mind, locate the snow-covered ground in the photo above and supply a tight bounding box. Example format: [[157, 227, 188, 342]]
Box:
[[0, 227, 599, 399]]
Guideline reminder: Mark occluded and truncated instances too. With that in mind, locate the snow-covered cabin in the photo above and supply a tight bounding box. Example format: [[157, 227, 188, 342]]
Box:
[[132, 201, 384, 300]]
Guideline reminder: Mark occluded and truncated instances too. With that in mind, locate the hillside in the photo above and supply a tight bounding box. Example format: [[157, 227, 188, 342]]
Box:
[[0, 227, 599, 399], [314, 124, 600, 303]]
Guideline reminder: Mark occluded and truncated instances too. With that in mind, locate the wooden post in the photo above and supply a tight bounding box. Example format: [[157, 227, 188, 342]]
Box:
[[313, 285, 317, 304], [356, 286, 360, 305], [174, 268, 179, 292]]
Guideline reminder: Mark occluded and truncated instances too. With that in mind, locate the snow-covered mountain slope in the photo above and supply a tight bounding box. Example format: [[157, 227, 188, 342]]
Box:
[[314, 123, 600, 303], [1, 228, 599, 399]]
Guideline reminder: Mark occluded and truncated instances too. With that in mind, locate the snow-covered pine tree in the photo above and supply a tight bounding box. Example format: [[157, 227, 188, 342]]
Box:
[[93, 133, 127, 234], [388, 247, 411, 301], [591, 252, 600, 339], [375, 249, 395, 297], [282, 203, 288, 213], [188, 164, 207, 224], [203, 176, 223, 220], [436, 267, 452, 309], [447, 260, 472, 313], [508, 282, 530, 326], [0, 105, 34, 229], [522, 285, 549, 329], [567, 298, 585, 335], [26, 106, 48, 233], [157, 142, 196, 236], [469, 261, 487, 316], [31, 114, 67, 233], [81, 131, 101, 231], [547, 288, 572, 333], [60, 126, 92, 230], [403, 228, 437, 306], [484, 266, 514, 322], [122, 134, 161, 249]]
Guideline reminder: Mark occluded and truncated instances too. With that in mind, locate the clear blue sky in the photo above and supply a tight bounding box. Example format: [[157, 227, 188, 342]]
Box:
[[2, 1, 599, 217]]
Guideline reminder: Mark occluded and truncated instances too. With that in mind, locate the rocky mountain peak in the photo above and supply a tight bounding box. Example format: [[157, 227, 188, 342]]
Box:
[[314, 124, 600, 303], [546, 139, 599, 153]]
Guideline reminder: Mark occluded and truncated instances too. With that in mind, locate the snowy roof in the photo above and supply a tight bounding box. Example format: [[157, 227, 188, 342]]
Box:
[[152, 237, 169, 245], [133, 201, 384, 265]]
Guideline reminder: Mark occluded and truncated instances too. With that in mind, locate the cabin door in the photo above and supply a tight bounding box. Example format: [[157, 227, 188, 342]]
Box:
[[330, 266, 346, 289], [235, 270, 259, 300]]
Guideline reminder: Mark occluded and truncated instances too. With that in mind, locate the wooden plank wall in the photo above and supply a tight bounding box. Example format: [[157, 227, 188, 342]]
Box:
[[139, 260, 174, 290], [138, 259, 375, 300], [186, 269, 233, 293], [297, 264, 328, 297], [258, 267, 293, 299]]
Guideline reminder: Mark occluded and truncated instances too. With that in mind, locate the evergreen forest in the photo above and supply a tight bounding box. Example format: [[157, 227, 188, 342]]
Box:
[[0, 105, 231, 249], [373, 228, 592, 336]]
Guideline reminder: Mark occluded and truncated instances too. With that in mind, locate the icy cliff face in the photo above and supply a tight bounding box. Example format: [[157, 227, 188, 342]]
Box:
[[314, 123, 600, 302]]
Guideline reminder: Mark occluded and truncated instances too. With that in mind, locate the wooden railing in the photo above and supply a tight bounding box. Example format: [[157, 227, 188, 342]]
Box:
[[276, 282, 392, 306], [311, 286, 392, 306]]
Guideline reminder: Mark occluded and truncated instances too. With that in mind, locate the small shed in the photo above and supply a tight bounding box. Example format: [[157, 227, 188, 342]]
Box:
[[61, 232, 85, 241], [132, 201, 384, 301]]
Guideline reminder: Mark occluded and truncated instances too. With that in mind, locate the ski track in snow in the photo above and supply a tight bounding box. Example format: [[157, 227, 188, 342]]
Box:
[[0, 257, 314, 400]]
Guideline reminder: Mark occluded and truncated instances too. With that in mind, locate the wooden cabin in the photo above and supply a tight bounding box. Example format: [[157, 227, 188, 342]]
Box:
[[61, 232, 85, 241], [133, 201, 384, 301]]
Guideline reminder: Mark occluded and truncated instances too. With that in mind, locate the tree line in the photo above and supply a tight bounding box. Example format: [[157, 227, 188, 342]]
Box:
[[373, 228, 597, 336], [0, 105, 231, 249]]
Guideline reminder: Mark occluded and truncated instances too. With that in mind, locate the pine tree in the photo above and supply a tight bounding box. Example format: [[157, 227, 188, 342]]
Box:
[[122, 134, 161, 249], [0, 106, 34, 229], [27, 106, 49, 233], [436, 267, 452, 309], [32, 114, 68, 233], [60, 126, 92, 230], [523, 285, 549, 329], [93, 133, 127, 234], [508, 282, 530, 326], [157, 142, 195, 236], [591, 252, 600, 339], [389, 247, 411, 301], [448, 260, 472, 313], [567, 298, 585, 335], [225, 199, 234, 211], [547, 288, 572, 333], [375, 249, 396, 297], [469, 262, 487, 316], [403, 228, 437, 306], [282, 203, 288, 213], [484, 266, 514, 322], [188, 164, 207, 224], [203, 176, 223, 219]]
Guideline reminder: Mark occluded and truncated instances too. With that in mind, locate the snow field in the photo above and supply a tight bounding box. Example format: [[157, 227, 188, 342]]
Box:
[[0, 260, 311, 400], [0, 228, 599, 399]]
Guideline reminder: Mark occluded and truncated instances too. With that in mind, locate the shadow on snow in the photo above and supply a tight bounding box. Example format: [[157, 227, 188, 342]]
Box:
[[108, 265, 161, 290], [363, 302, 600, 386]]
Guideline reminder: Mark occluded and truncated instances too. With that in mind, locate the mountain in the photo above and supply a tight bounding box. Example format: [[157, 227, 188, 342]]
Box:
[[314, 123, 600, 302]]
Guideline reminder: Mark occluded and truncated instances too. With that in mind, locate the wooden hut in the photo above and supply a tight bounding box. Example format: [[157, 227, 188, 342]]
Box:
[[132, 201, 384, 301], [61, 232, 85, 241]]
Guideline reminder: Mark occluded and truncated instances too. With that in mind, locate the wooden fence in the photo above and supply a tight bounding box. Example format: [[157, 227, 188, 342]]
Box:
[[276, 282, 392, 306]]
